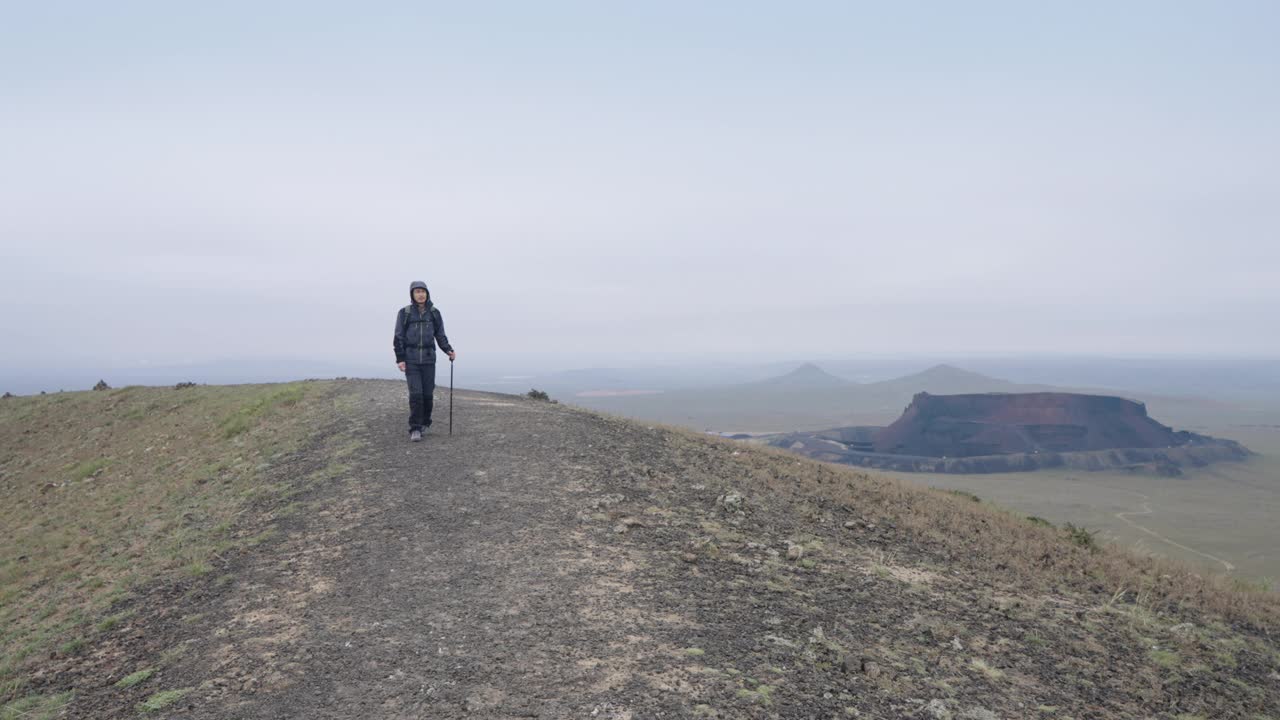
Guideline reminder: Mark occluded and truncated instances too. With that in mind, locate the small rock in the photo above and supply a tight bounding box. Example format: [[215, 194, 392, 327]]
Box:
[[861, 659, 881, 677], [924, 699, 953, 720], [786, 544, 805, 561], [717, 491, 744, 512], [950, 636, 963, 651], [763, 634, 799, 649], [960, 709, 998, 720], [681, 553, 698, 563], [843, 520, 859, 529]]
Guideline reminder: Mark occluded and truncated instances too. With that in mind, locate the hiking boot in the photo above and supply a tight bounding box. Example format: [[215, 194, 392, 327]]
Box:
[[410, 430, 422, 442]]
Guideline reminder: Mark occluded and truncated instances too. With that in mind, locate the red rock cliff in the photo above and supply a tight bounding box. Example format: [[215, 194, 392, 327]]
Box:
[[873, 392, 1187, 458]]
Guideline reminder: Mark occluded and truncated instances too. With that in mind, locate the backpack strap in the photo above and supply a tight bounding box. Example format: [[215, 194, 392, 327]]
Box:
[[403, 303, 440, 330]]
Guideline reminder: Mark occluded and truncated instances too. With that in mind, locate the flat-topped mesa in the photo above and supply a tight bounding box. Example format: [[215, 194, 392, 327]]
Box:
[[874, 392, 1203, 458]]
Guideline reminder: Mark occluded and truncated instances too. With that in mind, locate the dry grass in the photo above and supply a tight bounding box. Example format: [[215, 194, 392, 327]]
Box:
[[0, 381, 343, 703], [645, 420, 1280, 632]]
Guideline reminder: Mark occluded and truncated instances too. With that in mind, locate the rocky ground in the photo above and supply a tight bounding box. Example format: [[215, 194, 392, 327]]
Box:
[[39, 380, 1280, 718]]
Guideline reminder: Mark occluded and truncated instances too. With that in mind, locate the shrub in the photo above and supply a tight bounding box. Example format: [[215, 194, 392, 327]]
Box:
[[1064, 523, 1098, 551]]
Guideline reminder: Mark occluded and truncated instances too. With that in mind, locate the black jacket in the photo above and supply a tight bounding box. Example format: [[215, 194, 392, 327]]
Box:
[[394, 282, 453, 365]]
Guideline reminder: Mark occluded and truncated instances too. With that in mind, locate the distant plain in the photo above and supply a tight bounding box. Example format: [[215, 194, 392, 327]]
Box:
[[553, 359, 1280, 585]]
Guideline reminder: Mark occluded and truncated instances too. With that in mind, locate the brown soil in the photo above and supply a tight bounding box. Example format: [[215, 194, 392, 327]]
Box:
[[38, 381, 1280, 718]]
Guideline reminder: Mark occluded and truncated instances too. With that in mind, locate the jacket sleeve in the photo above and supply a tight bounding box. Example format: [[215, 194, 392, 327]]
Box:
[[432, 308, 453, 354], [393, 308, 407, 363]]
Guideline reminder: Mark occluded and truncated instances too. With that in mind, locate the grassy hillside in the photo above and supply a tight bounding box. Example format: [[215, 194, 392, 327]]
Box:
[[0, 381, 355, 717], [2, 380, 1278, 717]]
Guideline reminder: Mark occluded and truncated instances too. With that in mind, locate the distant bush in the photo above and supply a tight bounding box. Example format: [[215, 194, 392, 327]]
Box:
[[527, 389, 556, 403], [174, 382, 197, 390], [1026, 516, 1054, 528], [944, 489, 982, 503], [93, 379, 111, 391], [1063, 522, 1098, 551]]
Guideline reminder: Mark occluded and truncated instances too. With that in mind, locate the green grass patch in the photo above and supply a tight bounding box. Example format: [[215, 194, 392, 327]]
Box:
[[95, 611, 132, 633], [735, 684, 775, 705], [0, 381, 345, 700], [1149, 648, 1180, 669], [971, 658, 1005, 679], [114, 667, 154, 689], [58, 637, 87, 655], [218, 385, 306, 439], [944, 488, 982, 503], [138, 687, 191, 712], [69, 458, 109, 481], [1063, 523, 1099, 551], [0, 692, 73, 720]]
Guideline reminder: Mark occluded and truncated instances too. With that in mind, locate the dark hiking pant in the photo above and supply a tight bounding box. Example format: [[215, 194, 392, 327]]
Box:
[[404, 362, 436, 432]]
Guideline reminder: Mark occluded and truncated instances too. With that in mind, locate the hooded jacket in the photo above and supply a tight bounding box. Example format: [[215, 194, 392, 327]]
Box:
[[394, 281, 453, 365]]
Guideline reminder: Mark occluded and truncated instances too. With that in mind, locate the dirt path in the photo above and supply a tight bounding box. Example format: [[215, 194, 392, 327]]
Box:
[[1109, 489, 1237, 572], [180, 381, 708, 719]]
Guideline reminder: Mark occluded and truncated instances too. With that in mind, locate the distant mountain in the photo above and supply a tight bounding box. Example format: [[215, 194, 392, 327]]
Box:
[[868, 364, 1020, 394], [753, 363, 851, 389], [565, 362, 1051, 431], [558, 360, 1254, 434]]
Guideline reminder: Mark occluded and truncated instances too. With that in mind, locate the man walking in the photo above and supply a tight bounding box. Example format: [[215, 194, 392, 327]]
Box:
[[394, 281, 456, 441]]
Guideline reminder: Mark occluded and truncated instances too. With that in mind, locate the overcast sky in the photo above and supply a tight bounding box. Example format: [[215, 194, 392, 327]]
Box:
[[3, 1, 1278, 382]]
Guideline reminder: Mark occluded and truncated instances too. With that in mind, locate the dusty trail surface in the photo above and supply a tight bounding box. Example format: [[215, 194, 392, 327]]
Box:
[[186, 381, 679, 718]]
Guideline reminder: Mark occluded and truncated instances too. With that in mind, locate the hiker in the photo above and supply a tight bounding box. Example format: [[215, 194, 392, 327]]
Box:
[[394, 281, 456, 441]]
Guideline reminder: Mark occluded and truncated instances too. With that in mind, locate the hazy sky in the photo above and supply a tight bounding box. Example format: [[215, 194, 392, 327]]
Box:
[[3, 2, 1278, 379]]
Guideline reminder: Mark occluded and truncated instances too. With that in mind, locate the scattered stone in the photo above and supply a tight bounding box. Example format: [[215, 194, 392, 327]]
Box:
[[786, 544, 805, 561], [681, 553, 698, 563], [950, 636, 964, 651], [614, 517, 646, 534], [762, 634, 799, 650], [924, 699, 953, 720], [1168, 623, 1196, 637], [960, 709, 998, 720], [591, 494, 625, 509], [716, 491, 744, 513], [93, 379, 111, 391], [860, 659, 881, 678]]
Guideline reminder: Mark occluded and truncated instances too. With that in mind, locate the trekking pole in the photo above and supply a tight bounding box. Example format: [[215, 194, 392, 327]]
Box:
[[449, 358, 454, 436]]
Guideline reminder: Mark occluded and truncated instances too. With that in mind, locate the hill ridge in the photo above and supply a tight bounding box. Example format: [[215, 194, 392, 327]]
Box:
[[3, 380, 1277, 718]]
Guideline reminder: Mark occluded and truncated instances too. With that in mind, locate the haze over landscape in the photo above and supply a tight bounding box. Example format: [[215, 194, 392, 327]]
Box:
[[4, 2, 1280, 386], [3, 3, 1280, 717], [4, 0, 1278, 597]]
